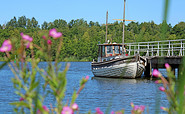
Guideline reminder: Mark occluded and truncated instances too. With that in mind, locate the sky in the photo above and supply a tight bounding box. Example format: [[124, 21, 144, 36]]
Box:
[[0, 0, 184, 27]]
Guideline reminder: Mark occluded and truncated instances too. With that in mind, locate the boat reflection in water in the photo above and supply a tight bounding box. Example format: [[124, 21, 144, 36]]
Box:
[[92, 77, 138, 84]]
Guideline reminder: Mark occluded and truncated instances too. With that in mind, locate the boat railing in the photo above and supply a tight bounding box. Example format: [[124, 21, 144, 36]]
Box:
[[125, 39, 185, 57]]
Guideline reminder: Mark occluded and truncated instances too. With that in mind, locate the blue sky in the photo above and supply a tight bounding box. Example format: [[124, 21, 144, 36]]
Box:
[[0, 0, 184, 26]]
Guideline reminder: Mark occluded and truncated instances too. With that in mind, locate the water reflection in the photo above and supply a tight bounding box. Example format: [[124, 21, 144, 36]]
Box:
[[92, 77, 137, 84]]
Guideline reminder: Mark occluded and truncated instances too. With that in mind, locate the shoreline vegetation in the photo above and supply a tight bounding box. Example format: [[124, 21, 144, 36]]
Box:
[[0, 16, 185, 62], [0, 56, 90, 62]]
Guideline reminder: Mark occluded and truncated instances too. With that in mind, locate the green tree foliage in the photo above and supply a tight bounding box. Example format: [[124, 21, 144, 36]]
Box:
[[0, 16, 185, 61], [171, 22, 185, 38], [18, 16, 27, 28], [6, 16, 18, 28]]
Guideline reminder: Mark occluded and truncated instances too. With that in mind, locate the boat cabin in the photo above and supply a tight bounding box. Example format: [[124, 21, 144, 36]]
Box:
[[97, 43, 126, 62]]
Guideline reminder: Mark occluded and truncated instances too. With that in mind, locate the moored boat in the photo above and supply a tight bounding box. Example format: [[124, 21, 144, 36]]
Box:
[[91, 43, 146, 78]]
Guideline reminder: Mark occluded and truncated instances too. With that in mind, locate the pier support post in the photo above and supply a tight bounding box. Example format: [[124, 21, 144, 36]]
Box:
[[172, 67, 175, 75], [144, 59, 152, 77]]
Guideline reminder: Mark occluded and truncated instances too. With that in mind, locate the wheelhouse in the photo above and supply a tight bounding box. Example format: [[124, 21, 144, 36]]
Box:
[[97, 43, 124, 62]]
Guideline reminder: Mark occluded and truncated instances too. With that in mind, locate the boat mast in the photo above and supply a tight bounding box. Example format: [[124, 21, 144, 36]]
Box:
[[106, 11, 108, 43], [122, 0, 126, 55]]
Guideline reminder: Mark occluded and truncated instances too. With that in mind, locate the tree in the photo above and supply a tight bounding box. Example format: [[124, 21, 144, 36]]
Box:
[[27, 18, 32, 29], [41, 21, 48, 30], [6, 16, 17, 28], [53, 19, 67, 29], [127, 21, 139, 34], [31, 17, 39, 28], [18, 16, 27, 28], [171, 22, 185, 37], [89, 21, 95, 27]]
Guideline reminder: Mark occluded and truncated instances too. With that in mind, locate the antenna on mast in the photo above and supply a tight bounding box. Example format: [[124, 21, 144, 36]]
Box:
[[106, 10, 108, 43], [103, 10, 113, 43]]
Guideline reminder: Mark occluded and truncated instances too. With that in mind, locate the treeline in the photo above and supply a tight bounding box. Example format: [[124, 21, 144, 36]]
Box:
[[0, 16, 185, 61]]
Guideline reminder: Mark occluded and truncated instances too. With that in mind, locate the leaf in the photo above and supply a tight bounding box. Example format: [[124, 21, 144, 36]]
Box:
[[29, 82, 39, 92], [10, 101, 30, 108], [177, 57, 185, 114], [71, 90, 77, 105]]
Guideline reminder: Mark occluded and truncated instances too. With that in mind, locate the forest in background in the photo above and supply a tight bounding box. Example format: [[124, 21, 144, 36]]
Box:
[[0, 16, 185, 61]]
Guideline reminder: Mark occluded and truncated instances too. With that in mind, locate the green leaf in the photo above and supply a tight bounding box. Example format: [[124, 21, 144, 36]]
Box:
[[177, 57, 185, 114], [71, 90, 77, 105], [29, 82, 39, 92], [10, 101, 30, 108]]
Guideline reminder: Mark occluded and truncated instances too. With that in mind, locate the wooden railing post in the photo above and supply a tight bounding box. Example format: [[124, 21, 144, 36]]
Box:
[[138, 43, 140, 54], [179, 41, 182, 56], [157, 42, 159, 56], [167, 41, 170, 56]]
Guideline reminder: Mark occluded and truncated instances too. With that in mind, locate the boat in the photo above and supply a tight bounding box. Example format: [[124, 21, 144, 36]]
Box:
[[91, 0, 146, 78]]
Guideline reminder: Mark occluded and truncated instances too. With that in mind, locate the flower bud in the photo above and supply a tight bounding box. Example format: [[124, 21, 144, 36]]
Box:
[[72, 103, 78, 110], [152, 69, 162, 78], [130, 102, 134, 108], [165, 63, 171, 72], [160, 106, 169, 112], [19, 97, 24, 101], [47, 40, 52, 45], [155, 80, 162, 84], [159, 86, 165, 92]]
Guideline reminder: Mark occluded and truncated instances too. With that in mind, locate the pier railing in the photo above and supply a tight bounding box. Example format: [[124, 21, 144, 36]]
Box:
[[125, 39, 185, 57]]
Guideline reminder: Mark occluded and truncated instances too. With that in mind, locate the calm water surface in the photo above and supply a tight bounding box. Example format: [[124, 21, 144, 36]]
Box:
[[0, 62, 169, 113]]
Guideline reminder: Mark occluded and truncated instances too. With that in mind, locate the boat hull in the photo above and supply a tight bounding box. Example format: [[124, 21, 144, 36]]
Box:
[[91, 56, 145, 78]]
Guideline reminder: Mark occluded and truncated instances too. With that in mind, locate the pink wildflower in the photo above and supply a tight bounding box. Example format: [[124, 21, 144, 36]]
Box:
[[131, 103, 145, 113], [85, 76, 89, 80], [165, 63, 171, 72], [42, 105, 49, 112], [42, 35, 46, 40], [20, 32, 33, 42], [165, 63, 170, 69], [19, 97, 24, 101], [111, 111, 114, 114], [72, 103, 78, 110], [139, 105, 145, 112], [159, 86, 165, 92], [133, 105, 139, 111], [25, 42, 31, 48], [37, 105, 49, 114], [49, 28, 62, 39], [47, 40, 52, 45], [152, 69, 162, 78], [61, 106, 73, 114], [95, 107, 104, 114], [0, 40, 12, 52], [130, 102, 134, 108]]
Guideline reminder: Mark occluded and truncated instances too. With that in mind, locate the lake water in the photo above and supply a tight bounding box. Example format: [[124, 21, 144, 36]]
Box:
[[0, 62, 169, 114]]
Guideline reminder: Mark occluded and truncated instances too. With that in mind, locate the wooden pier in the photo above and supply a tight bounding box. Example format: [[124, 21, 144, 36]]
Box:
[[124, 39, 185, 76], [144, 56, 183, 76]]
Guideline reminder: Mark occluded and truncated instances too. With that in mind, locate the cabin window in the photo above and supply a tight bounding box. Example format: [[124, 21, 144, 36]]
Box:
[[106, 46, 113, 54], [114, 46, 120, 54], [102, 46, 105, 56], [120, 46, 123, 54]]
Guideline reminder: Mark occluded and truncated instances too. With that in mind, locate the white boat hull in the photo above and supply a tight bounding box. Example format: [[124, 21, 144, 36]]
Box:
[[92, 59, 145, 78]]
